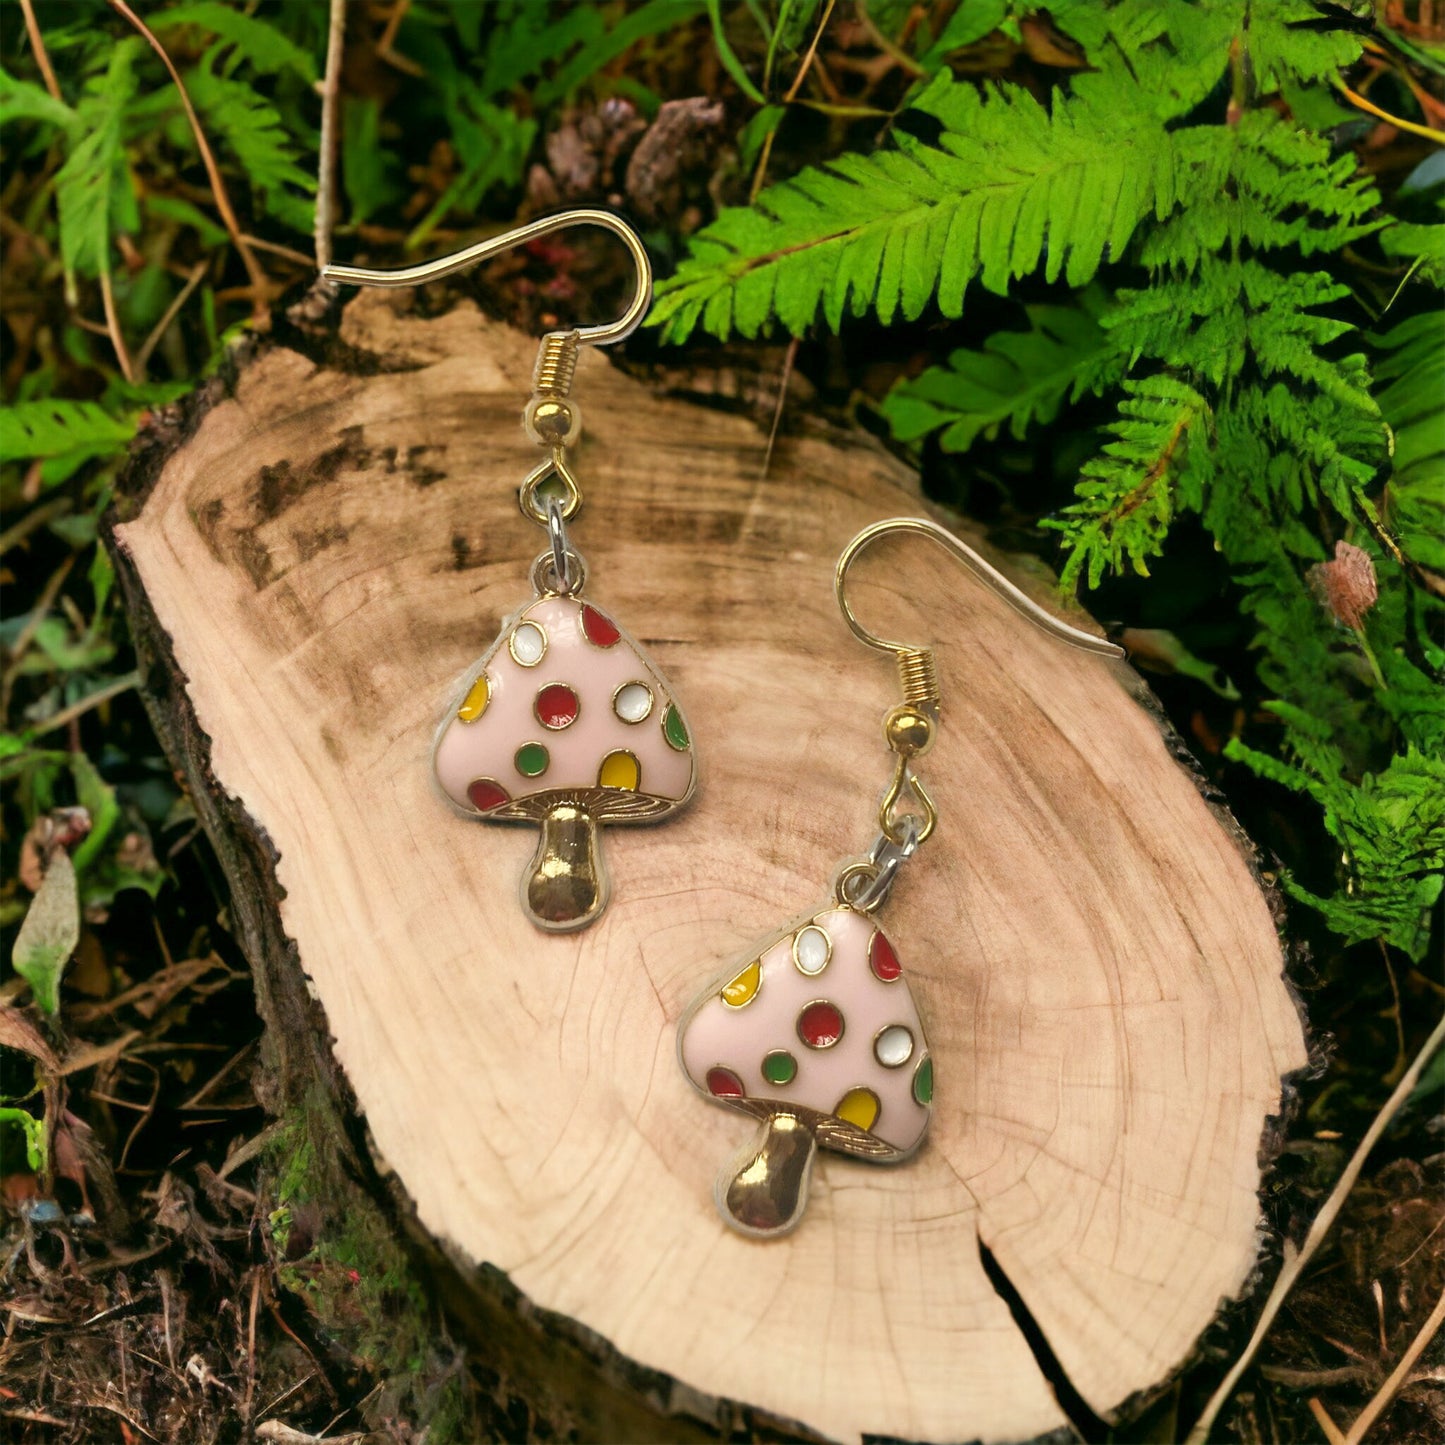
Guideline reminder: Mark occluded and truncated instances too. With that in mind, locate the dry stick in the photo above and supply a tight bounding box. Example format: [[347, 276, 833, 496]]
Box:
[[750, 0, 838, 202], [1343, 1287, 1445, 1444], [30, 671, 143, 738], [106, 0, 270, 315], [98, 268, 136, 382], [18, 0, 63, 102], [1185, 1009, 1445, 1445], [133, 260, 208, 375], [315, 0, 348, 271], [1310, 1397, 1349, 1445]]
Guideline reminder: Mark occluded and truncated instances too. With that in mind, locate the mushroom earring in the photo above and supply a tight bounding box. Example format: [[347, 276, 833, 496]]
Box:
[[323, 213, 696, 931], [676, 518, 1124, 1237]]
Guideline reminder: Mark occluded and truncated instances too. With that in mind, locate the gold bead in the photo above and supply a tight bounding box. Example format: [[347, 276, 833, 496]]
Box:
[[524, 396, 581, 446], [884, 704, 935, 757]]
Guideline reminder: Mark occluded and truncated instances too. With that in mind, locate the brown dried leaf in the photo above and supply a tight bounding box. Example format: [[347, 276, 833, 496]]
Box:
[[1309, 541, 1379, 631]]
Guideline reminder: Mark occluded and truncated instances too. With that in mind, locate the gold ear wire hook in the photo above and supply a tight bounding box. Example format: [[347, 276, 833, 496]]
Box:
[[835, 516, 1126, 680], [320, 207, 652, 347]]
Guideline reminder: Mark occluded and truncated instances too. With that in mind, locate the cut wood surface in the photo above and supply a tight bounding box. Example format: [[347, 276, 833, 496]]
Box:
[[112, 289, 1308, 1443]]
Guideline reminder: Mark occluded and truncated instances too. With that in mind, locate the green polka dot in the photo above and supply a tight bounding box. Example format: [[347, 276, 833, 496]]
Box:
[[663, 703, 689, 751], [762, 1050, 797, 1086], [913, 1055, 933, 1107], [515, 742, 550, 778]]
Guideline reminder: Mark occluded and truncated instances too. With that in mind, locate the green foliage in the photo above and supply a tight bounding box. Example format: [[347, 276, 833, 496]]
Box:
[[653, 0, 1441, 961], [11, 851, 79, 1016], [55, 39, 140, 289], [0, 400, 136, 466], [882, 292, 1126, 452], [651, 67, 1177, 340]]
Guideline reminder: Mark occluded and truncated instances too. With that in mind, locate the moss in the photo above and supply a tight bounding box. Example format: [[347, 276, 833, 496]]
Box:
[[262, 1089, 475, 1441]]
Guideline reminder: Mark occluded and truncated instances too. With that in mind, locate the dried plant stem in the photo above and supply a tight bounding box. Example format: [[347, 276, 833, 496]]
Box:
[[1185, 1010, 1445, 1445], [134, 260, 208, 375], [315, 0, 348, 271], [99, 268, 135, 382], [1332, 76, 1445, 144], [1310, 1397, 1349, 1444], [30, 671, 143, 738], [750, 0, 838, 201], [19, 0, 62, 102], [1342, 1288, 1445, 1444], [105, 0, 270, 314]]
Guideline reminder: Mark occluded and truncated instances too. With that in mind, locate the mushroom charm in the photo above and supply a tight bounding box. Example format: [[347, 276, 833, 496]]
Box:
[[433, 595, 695, 931], [678, 904, 932, 1237]]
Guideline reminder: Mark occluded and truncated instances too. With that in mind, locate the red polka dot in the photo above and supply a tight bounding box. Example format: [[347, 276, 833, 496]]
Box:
[[582, 605, 621, 647], [535, 683, 580, 729], [798, 1001, 844, 1050], [870, 931, 901, 982], [706, 1067, 745, 1098], [467, 778, 511, 813]]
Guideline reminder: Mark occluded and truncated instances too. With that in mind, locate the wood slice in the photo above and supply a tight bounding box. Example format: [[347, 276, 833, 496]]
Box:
[[110, 290, 1307, 1443]]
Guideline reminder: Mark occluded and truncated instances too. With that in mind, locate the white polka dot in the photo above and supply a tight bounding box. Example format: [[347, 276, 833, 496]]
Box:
[[510, 622, 546, 666], [614, 682, 654, 723], [793, 926, 831, 976], [874, 1025, 914, 1068]]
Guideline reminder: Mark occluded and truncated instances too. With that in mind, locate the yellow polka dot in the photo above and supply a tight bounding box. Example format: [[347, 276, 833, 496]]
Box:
[[598, 749, 640, 790], [834, 1087, 880, 1132], [457, 675, 489, 722], [721, 959, 760, 1008]]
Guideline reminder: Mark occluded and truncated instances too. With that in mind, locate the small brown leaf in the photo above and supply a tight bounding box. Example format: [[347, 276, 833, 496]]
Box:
[[1308, 540, 1379, 631]]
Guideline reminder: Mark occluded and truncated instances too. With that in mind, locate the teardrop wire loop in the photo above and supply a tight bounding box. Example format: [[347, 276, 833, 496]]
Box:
[[320, 207, 653, 347]]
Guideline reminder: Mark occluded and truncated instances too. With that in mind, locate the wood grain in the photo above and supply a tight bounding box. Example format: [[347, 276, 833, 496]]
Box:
[[112, 290, 1307, 1443]]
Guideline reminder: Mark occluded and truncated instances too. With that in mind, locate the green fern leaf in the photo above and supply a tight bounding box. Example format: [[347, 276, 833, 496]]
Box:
[[1372, 313, 1445, 574], [153, 2, 318, 81], [1227, 730, 1445, 960], [1141, 114, 1382, 270], [1050, 375, 1208, 588], [881, 295, 1127, 452], [54, 39, 141, 289], [0, 63, 75, 131], [1380, 220, 1445, 287], [186, 59, 316, 233], [0, 400, 135, 466], [650, 70, 1175, 341]]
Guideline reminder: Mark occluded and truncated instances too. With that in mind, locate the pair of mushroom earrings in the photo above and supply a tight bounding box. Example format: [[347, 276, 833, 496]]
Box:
[[324, 213, 1124, 1238]]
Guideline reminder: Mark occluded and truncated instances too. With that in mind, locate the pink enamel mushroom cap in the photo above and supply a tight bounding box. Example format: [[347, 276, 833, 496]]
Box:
[[433, 596, 695, 931], [679, 906, 932, 1237]]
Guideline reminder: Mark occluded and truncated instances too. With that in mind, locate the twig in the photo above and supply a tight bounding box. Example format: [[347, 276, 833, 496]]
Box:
[[761, 336, 798, 482], [240, 233, 314, 267], [134, 259, 208, 375], [1310, 1397, 1349, 1445], [98, 268, 136, 382], [1184, 1010, 1445, 1444], [105, 0, 271, 314], [18, 0, 63, 102], [2, 552, 76, 691], [29, 670, 143, 738], [315, 0, 347, 271], [1331, 76, 1445, 143], [0, 496, 72, 555], [750, 0, 839, 201], [1343, 1288, 1445, 1443]]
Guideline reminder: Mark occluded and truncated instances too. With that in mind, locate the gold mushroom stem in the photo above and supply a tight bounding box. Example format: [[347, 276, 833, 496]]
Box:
[[524, 799, 607, 931], [718, 1112, 818, 1237]]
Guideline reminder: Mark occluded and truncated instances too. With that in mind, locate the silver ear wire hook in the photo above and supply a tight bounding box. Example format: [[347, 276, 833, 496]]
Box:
[[320, 207, 652, 347]]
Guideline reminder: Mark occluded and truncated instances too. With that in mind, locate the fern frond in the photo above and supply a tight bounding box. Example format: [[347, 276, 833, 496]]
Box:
[[1141, 114, 1382, 270], [1227, 731, 1445, 960], [880, 296, 1127, 452], [650, 70, 1175, 341], [153, 2, 318, 81], [0, 401, 136, 466], [1371, 313, 1445, 573], [186, 60, 316, 233], [54, 40, 140, 288], [0, 63, 75, 131], [1050, 375, 1208, 588]]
